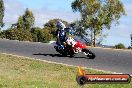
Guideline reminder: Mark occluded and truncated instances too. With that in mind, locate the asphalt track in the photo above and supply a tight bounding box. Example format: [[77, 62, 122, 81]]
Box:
[[0, 39, 132, 74]]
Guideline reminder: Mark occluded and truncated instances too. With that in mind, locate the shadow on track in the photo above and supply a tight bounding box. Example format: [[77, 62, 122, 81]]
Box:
[[33, 53, 88, 59]]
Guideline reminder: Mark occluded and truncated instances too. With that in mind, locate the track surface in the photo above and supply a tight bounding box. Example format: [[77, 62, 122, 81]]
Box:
[[0, 39, 132, 74]]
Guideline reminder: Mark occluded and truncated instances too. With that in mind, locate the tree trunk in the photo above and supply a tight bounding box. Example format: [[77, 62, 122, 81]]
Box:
[[91, 27, 93, 46], [93, 29, 96, 47]]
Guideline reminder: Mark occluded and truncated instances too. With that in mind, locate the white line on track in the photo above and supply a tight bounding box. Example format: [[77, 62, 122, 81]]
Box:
[[87, 46, 132, 52]]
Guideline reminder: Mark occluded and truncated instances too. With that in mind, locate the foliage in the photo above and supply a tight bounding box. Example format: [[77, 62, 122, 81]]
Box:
[[31, 27, 53, 43], [71, 0, 126, 46], [17, 16, 24, 29], [5, 28, 33, 41], [70, 21, 86, 37], [31, 27, 42, 42], [0, 30, 5, 38], [23, 8, 35, 30], [2, 26, 53, 43], [15, 8, 35, 30], [42, 28, 53, 43], [0, 0, 5, 28], [114, 43, 126, 49], [70, 20, 91, 45]]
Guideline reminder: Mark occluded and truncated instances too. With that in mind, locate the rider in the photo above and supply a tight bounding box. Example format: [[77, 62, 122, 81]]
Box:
[[56, 21, 75, 49], [56, 21, 67, 49]]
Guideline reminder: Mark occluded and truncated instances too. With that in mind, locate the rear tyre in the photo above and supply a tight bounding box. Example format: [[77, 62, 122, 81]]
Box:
[[61, 52, 67, 57], [66, 45, 75, 58], [69, 53, 75, 58]]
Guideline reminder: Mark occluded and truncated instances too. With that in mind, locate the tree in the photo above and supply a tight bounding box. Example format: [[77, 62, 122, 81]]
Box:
[[22, 8, 35, 30], [12, 8, 35, 30], [17, 16, 24, 29], [71, 0, 126, 46], [1, 8, 36, 42], [70, 20, 91, 45], [0, 0, 5, 28], [114, 43, 125, 49]]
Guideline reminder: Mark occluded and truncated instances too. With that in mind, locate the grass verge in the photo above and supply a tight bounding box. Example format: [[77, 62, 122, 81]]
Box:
[[0, 53, 131, 88]]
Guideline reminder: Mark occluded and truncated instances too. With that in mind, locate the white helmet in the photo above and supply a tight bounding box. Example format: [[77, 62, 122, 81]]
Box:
[[57, 21, 66, 30]]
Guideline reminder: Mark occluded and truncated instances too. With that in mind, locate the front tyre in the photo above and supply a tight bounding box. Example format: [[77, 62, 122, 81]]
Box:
[[82, 49, 96, 59]]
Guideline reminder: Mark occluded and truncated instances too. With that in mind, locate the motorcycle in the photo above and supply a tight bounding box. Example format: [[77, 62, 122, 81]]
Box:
[[53, 37, 95, 59]]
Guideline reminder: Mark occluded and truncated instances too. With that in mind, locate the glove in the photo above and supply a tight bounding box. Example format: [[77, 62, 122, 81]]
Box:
[[63, 42, 66, 46]]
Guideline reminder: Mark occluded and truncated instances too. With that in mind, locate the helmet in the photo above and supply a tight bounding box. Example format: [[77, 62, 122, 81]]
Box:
[[56, 21, 66, 30]]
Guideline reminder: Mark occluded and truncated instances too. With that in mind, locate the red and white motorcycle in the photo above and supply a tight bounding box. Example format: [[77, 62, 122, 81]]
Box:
[[54, 37, 95, 59]]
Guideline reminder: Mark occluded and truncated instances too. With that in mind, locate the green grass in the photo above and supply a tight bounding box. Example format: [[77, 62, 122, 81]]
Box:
[[0, 54, 131, 88]]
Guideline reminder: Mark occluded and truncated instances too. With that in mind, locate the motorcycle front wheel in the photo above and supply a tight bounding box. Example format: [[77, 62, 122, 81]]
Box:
[[82, 49, 96, 59]]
